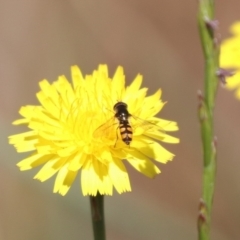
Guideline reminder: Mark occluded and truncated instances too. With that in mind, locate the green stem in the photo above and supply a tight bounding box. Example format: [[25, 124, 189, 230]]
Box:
[[197, 0, 219, 240], [90, 194, 106, 240]]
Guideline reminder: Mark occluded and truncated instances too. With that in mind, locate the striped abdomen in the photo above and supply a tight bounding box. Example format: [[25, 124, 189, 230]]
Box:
[[119, 121, 132, 145], [114, 101, 132, 145]]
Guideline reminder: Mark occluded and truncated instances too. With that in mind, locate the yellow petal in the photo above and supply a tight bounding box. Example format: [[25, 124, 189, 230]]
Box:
[[145, 101, 165, 118], [126, 150, 160, 178], [68, 151, 86, 171], [34, 157, 65, 182], [98, 64, 108, 78], [81, 158, 113, 196], [127, 88, 148, 113], [146, 132, 180, 143], [14, 139, 38, 153], [53, 75, 75, 108], [111, 66, 125, 101], [226, 71, 240, 90], [125, 74, 143, 96], [149, 118, 179, 131], [39, 80, 59, 105], [143, 89, 162, 106], [9, 131, 36, 143], [71, 65, 84, 89], [108, 158, 131, 194], [57, 145, 77, 157], [12, 118, 29, 125], [54, 163, 78, 195], [18, 106, 41, 120], [230, 21, 240, 35], [36, 91, 60, 117], [17, 153, 53, 170], [131, 139, 175, 163]]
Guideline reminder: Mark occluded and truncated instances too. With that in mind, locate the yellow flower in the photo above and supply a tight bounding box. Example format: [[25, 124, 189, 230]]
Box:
[[9, 65, 179, 196], [220, 21, 240, 98]]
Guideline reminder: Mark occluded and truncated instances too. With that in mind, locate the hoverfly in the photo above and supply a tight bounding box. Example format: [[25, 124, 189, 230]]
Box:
[[113, 101, 133, 145], [94, 100, 164, 146]]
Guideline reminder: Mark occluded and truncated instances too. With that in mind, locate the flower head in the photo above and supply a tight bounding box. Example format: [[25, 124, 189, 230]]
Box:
[[220, 21, 240, 98], [9, 65, 179, 196]]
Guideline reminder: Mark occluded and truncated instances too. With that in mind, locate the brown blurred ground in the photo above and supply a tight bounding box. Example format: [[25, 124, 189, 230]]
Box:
[[0, 0, 240, 239]]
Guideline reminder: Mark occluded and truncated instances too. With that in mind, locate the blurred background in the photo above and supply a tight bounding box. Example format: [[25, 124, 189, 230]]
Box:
[[1, 0, 240, 239]]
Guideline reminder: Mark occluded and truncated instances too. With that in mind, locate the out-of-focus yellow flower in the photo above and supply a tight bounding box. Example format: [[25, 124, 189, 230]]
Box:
[[221, 21, 240, 98], [9, 65, 179, 196]]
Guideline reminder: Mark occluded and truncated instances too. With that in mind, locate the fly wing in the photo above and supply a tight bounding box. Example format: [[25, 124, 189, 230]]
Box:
[[130, 115, 178, 143], [93, 117, 117, 139], [131, 115, 165, 134]]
